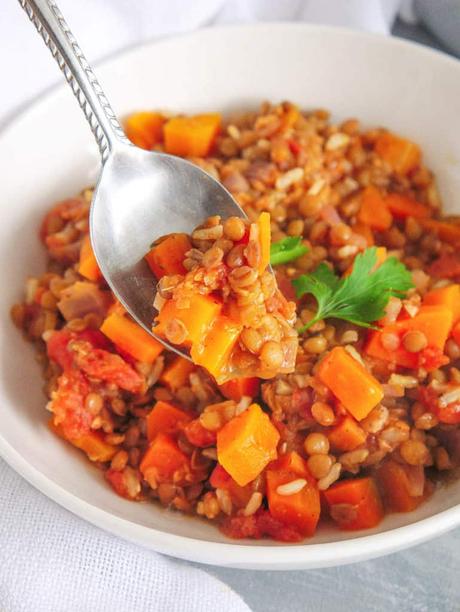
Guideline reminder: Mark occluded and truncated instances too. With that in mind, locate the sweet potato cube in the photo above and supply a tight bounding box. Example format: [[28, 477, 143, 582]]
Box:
[[155, 294, 221, 348], [317, 347, 383, 421], [217, 404, 279, 486], [164, 113, 221, 157], [145, 233, 191, 279], [190, 315, 242, 383], [101, 312, 164, 363]]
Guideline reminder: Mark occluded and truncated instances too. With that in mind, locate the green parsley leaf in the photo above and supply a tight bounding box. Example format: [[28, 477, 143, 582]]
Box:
[[270, 236, 308, 266], [292, 247, 414, 332]]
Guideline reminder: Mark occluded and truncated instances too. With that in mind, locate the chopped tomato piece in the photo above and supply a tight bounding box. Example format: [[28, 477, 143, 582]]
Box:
[[219, 377, 260, 401], [74, 344, 143, 393], [209, 464, 232, 489], [183, 419, 217, 447], [220, 510, 303, 542], [49, 370, 91, 440], [419, 386, 460, 424], [46, 329, 112, 371], [428, 253, 460, 279]]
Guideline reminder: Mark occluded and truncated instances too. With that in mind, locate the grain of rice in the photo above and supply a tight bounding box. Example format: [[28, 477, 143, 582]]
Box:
[[389, 374, 418, 389], [317, 462, 342, 491], [243, 492, 263, 516], [201, 447, 218, 460], [276, 479, 307, 496], [344, 344, 364, 365], [439, 387, 460, 407], [325, 132, 350, 151], [275, 167, 304, 191], [216, 488, 233, 515]]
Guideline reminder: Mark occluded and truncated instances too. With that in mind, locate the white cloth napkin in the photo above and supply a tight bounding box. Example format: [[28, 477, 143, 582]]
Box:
[[0, 1, 404, 610], [0, 458, 250, 612]]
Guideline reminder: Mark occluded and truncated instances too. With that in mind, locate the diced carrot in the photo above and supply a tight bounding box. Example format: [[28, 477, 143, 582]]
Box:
[[78, 234, 101, 282], [125, 112, 165, 150], [257, 211, 271, 274], [420, 218, 460, 245], [375, 132, 421, 175], [159, 356, 195, 391], [327, 416, 367, 452], [146, 400, 191, 441], [266, 454, 320, 537], [155, 294, 221, 348], [49, 418, 116, 462], [385, 193, 430, 219], [139, 432, 190, 481], [324, 476, 384, 530], [317, 347, 383, 421], [145, 233, 192, 279], [343, 246, 387, 277], [352, 222, 374, 247], [190, 315, 242, 384], [164, 113, 221, 157], [357, 186, 392, 231], [376, 460, 425, 512], [101, 312, 164, 363], [423, 284, 460, 324], [366, 305, 453, 370], [217, 403, 279, 486], [219, 377, 260, 401]]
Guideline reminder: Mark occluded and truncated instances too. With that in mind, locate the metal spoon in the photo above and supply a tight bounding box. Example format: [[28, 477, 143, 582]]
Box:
[[19, 0, 246, 358]]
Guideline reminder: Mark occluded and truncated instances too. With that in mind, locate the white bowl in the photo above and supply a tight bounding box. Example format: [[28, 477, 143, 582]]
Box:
[[1, 24, 460, 570]]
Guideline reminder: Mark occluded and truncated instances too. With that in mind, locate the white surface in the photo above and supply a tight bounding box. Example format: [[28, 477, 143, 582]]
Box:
[[1, 24, 460, 572], [0, 0, 401, 123], [0, 459, 249, 612]]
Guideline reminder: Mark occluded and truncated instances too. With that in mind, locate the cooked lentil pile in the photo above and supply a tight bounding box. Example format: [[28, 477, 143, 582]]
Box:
[[11, 102, 460, 541], [150, 213, 298, 383]]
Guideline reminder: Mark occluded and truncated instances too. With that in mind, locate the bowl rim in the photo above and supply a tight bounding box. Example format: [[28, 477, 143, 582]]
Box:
[[2, 21, 460, 569]]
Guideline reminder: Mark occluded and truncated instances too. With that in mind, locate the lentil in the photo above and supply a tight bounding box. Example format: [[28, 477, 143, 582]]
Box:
[[304, 432, 330, 455]]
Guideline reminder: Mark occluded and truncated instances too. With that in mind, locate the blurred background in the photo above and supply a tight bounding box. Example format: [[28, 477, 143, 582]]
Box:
[[1, 0, 460, 127]]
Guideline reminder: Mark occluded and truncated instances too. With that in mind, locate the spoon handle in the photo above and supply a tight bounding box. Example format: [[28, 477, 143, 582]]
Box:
[[18, 0, 130, 162]]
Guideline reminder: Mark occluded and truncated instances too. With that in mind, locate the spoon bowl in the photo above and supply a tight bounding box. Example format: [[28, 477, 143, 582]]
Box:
[[21, 0, 245, 357], [90, 144, 244, 347]]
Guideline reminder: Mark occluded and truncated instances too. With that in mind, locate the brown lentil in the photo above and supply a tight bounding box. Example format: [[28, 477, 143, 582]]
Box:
[[260, 341, 284, 370], [311, 401, 335, 426], [303, 335, 327, 354], [223, 216, 246, 241], [402, 330, 428, 353], [304, 432, 330, 455], [307, 454, 333, 479]]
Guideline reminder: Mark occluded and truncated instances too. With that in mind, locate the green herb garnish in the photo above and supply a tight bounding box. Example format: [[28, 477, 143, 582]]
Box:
[[292, 247, 414, 332], [270, 236, 308, 266]]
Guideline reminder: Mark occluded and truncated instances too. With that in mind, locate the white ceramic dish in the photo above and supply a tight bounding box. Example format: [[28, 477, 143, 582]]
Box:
[[1, 24, 460, 570]]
